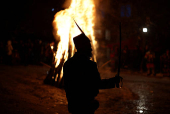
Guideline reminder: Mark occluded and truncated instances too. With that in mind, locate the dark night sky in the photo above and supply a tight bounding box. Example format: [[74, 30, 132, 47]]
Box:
[[3, 0, 65, 41], [4, 0, 64, 20], [2, 0, 170, 42]]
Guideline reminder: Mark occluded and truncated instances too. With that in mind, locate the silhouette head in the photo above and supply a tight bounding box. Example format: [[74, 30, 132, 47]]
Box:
[[7, 40, 12, 45], [73, 20, 92, 58]]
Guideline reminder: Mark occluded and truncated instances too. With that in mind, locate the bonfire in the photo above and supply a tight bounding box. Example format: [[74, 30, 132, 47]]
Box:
[[44, 0, 98, 87]]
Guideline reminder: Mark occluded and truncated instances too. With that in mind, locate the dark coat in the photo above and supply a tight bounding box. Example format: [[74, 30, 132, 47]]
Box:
[[63, 52, 117, 113]]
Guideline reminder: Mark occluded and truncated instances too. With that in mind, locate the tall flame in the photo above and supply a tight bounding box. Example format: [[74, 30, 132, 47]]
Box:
[[53, 0, 97, 80]]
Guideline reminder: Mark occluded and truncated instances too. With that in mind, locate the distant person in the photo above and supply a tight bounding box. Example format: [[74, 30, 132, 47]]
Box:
[[142, 45, 149, 72], [63, 22, 122, 114], [145, 49, 155, 76], [160, 49, 170, 76], [44, 43, 53, 65], [27, 39, 33, 64], [122, 45, 129, 69], [6, 40, 13, 65], [34, 40, 43, 65], [110, 46, 119, 72]]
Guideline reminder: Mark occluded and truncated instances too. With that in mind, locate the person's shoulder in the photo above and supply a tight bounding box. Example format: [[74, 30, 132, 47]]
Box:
[[64, 56, 97, 67], [88, 60, 97, 66], [64, 57, 74, 65]]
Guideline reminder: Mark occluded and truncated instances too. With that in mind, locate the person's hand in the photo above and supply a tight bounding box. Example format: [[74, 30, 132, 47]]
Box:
[[114, 74, 121, 84], [108, 75, 123, 88], [109, 75, 122, 83]]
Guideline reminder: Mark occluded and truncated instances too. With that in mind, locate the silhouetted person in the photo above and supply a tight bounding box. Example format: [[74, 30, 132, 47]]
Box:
[[145, 49, 155, 76], [142, 45, 149, 72], [63, 22, 121, 114], [6, 40, 13, 65], [122, 45, 129, 68], [110, 46, 119, 72], [160, 49, 170, 76]]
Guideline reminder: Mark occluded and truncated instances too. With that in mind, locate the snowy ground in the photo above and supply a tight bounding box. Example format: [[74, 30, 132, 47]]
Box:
[[0, 65, 170, 114]]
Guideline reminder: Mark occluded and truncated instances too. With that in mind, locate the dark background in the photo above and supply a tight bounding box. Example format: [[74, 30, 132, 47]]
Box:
[[3, 0, 66, 42], [2, 0, 170, 48]]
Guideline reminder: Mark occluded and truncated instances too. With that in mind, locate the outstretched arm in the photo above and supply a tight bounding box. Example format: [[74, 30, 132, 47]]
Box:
[[93, 63, 121, 89]]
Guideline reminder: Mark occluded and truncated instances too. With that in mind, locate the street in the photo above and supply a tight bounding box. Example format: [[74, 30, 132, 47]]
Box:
[[0, 65, 170, 114]]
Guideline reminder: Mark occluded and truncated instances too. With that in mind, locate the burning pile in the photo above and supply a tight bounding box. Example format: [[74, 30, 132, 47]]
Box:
[[45, 0, 98, 86]]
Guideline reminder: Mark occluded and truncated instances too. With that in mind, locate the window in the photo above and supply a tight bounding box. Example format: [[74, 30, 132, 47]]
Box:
[[121, 5, 131, 17]]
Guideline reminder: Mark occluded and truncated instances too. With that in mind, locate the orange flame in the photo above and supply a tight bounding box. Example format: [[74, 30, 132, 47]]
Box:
[[53, 0, 97, 80]]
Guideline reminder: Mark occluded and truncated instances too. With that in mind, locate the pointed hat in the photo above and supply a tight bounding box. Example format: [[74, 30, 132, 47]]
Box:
[[73, 20, 91, 49]]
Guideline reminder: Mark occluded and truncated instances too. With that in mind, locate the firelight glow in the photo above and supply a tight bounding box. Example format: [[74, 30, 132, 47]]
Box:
[[52, 0, 97, 81]]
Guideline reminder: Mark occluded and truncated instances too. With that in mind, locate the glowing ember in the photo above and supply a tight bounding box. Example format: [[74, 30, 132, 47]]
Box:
[[52, 0, 97, 80]]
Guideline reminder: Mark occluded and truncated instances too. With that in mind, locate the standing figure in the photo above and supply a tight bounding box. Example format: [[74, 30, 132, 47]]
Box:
[[145, 49, 155, 76], [63, 23, 121, 114], [142, 45, 149, 72], [110, 46, 119, 72], [160, 49, 170, 76], [6, 40, 13, 65], [122, 45, 129, 69]]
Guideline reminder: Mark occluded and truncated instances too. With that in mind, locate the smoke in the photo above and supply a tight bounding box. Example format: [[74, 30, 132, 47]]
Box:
[[93, 0, 115, 27], [93, 0, 115, 65]]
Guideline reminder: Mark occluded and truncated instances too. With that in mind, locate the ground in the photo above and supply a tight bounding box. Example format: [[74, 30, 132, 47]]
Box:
[[0, 65, 170, 114]]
